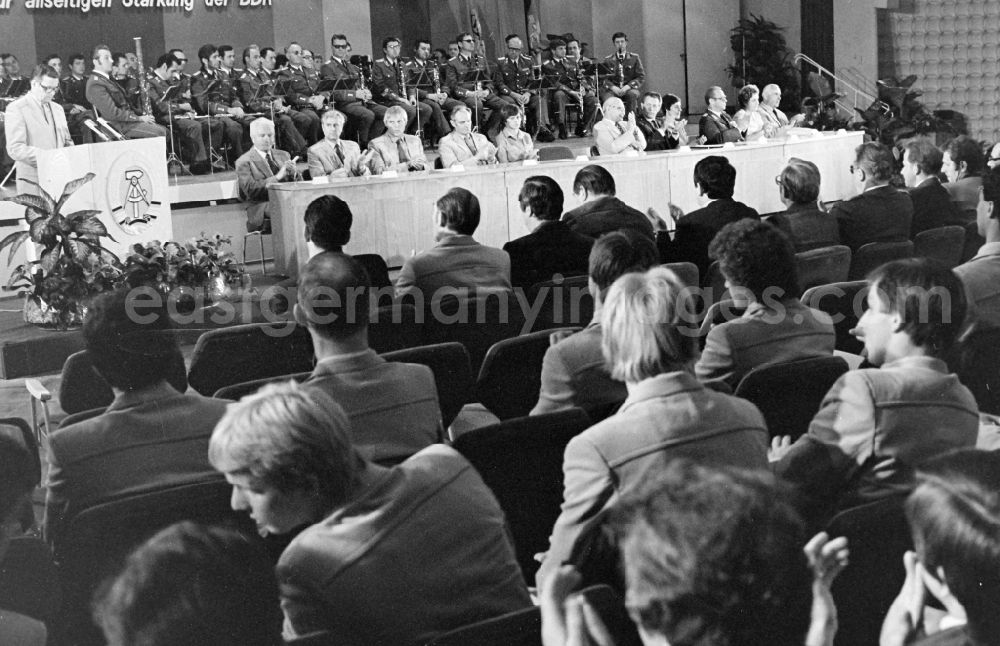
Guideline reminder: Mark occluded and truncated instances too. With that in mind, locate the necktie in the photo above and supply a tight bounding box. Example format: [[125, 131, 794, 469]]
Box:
[[334, 142, 345, 165], [396, 138, 410, 163], [617, 121, 627, 135], [46, 103, 58, 145], [266, 151, 281, 175], [465, 134, 477, 155]]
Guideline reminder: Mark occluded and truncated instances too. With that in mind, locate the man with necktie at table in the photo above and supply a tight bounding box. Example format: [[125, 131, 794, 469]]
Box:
[[5, 64, 73, 195], [699, 85, 743, 144], [367, 105, 426, 174], [235, 117, 301, 233], [437, 105, 496, 168], [593, 96, 645, 155], [308, 108, 371, 179]]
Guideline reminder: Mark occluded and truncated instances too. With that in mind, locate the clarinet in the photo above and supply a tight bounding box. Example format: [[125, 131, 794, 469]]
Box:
[[398, 60, 409, 104], [356, 61, 373, 106], [133, 36, 154, 117], [432, 64, 441, 95]]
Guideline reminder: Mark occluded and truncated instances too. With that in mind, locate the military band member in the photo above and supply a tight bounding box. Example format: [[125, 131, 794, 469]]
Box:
[[409, 38, 460, 141], [600, 32, 644, 116], [1, 54, 24, 82], [543, 38, 598, 139], [493, 34, 552, 139], [278, 42, 326, 144], [438, 105, 497, 168], [239, 45, 309, 157], [368, 105, 427, 174], [320, 34, 385, 148], [85, 44, 166, 140], [307, 108, 371, 178], [371, 36, 431, 136], [111, 52, 142, 114], [445, 32, 505, 141], [190, 44, 248, 161], [53, 54, 88, 143], [147, 53, 221, 175]]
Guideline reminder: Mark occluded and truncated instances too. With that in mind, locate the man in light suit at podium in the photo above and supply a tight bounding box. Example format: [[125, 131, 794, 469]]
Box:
[[368, 105, 426, 174], [5, 64, 73, 195], [235, 117, 301, 232], [307, 108, 370, 179]]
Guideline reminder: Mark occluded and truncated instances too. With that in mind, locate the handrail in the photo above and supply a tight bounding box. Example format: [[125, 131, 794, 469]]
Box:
[[793, 53, 879, 118]]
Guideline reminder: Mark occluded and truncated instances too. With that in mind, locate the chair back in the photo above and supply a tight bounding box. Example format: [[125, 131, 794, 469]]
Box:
[[795, 245, 852, 291], [382, 342, 473, 429], [213, 371, 313, 400], [662, 261, 699, 289], [703, 260, 729, 304], [423, 290, 525, 375], [423, 606, 541, 646], [452, 408, 592, 580], [525, 275, 594, 333], [946, 324, 1000, 415], [827, 495, 912, 646], [477, 328, 580, 420], [285, 631, 336, 646], [734, 356, 849, 441], [801, 280, 868, 355], [537, 146, 574, 161], [0, 417, 40, 486], [187, 322, 314, 395], [59, 348, 187, 415], [913, 225, 965, 268], [352, 253, 392, 288], [367, 302, 423, 354], [848, 240, 913, 280]]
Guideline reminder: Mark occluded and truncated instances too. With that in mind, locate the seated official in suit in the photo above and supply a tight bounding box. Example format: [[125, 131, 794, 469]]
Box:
[[437, 105, 497, 168], [955, 165, 1000, 329], [531, 230, 659, 417], [902, 137, 962, 236], [771, 259, 979, 522], [307, 108, 371, 179], [666, 155, 760, 276], [4, 64, 73, 196], [44, 290, 229, 547], [942, 135, 986, 216], [235, 117, 302, 232], [758, 83, 802, 131], [766, 158, 840, 251], [295, 252, 442, 464], [831, 142, 913, 252], [85, 45, 167, 140], [695, 220, 835, 392], [535, 266, 768, 587], [635, 91, 679, 152], [698, 85, 742, 144], [494, 102, 537, 163], [561, 164, 655, 239], [395, 187, 511, 301], [368, 105, 427, 174], [503, 176, 593, 289], [593, 96, 646, 155], [209, 382, 531, 645]]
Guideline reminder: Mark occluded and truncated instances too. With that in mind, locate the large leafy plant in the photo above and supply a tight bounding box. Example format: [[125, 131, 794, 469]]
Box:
[[122, 233, 244, 294], [852, 75, 957, 146], [727, 14, 800, 112]]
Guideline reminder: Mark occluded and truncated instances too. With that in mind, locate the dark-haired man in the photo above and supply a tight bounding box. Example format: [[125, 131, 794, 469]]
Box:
[[371, 36, 431, 136], [561, 164, 654, 240], [901, 138, 961, 236], [320, 34, 385, 148], [832, 141, 913, 252], [5, 64, 73, 194], [494, 34, 551, 139], [189, 43, 248, 162], [942, 135, 986, 214], [146, 53, 219, 175], [58, 54, 91, 142], [237, 44, 310, 157], [600, 32, 643, 115], [543, 38, 597, 139], [409, 38, 459, 141], [445, 31, 505, 141], [954, 165, 1000, 329], [86, 44, 166, 139]]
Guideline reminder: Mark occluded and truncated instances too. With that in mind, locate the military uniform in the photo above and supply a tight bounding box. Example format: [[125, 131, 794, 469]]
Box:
[[600, 52, 644, 115], [444, 54, 505, 140], [57, 73, 92, 143], [371, 56, 431, 136], [85, 71, 166, 139], [275, 65, 325, 144], [493, 53, 551, 135], [543, 56, 598, 136], [146, 70, 221, 171], [406, 57, 460, 140], [189, 67, 247, 160], [319, 57, 386, 147], [237, 67, 309, 155]]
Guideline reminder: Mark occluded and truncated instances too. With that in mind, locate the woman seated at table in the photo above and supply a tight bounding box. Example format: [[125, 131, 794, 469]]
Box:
[[662, 93, 690, 149], [494, 103, 537, 164], [733, 84, 771, 141]]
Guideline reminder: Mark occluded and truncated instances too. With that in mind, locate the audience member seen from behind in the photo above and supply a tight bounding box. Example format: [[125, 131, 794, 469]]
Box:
[[561, 164, 655, 240], [304, 194, 352, 257], [395, 187, 512, 302], [93, 522, 281, 646], [733, 83, 770, 140], [296, 252, 442, 465], [209, 382, 530, 644], [535, 267, 769, 587], [941, 135, 986, 215], [880, 449, 1000, 646], [767, 157, 840, 251], [44, 289, 228, 546], [901, 138, 962, 236], [0, 434, 46, 646], [495, 102, 537, 163], [831, 141, 914, 252], [772, 259, 979, 523], [531, 230, 659, 419], [503, 175, 594, 290], [695, 220, 835, 392], [540, 460, 849, 646], [954, 165, 1000, 329]]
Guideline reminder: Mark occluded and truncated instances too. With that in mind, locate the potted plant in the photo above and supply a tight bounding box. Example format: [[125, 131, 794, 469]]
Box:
[[0, 173, 121, 329], [727, 14, 800, 113], [852, 75, 958, 147]]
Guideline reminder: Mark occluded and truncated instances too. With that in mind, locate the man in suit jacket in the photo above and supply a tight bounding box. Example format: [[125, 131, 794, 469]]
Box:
[[85, 45, 166, 140], [307, 108, 370, 178], [831, 142, 913, 252], [902, 138, 961, 236], [561, 164, 655, 239], [665, 155, 760, 276], [593, 96, 646, 155], [395, 187, 511, 302], [4, 64, 72, 194], [235, 117, 301, 232], [43, 290, 228, 550], [437, 105, 496, 168], [367, 105, 426, 174], [698, 86, 742, 144], [766, 158, 840, 251], [942, 135, 985, 215], [295, 253, 442, 465], [503, 176, 594, 290], [955, 165, 1000, 329]]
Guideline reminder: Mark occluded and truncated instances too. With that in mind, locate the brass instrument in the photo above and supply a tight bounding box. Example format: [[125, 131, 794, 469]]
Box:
[[133, 36, 153, 117], [432, 64, 441, 95]]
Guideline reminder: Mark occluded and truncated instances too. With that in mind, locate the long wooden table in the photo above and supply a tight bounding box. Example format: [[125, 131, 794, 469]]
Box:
[[269, 130, 864, 276]]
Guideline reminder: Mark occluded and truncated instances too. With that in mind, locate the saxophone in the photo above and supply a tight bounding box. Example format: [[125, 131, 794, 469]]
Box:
[[133, 36, 154, 117]]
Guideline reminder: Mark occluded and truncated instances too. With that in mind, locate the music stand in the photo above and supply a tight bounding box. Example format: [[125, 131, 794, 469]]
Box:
[[160, 84, 190, 177], [462, 68, 493, 132]]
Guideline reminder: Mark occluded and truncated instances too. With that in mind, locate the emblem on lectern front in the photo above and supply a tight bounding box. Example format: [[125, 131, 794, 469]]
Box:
[[106, 152, 162, 236]]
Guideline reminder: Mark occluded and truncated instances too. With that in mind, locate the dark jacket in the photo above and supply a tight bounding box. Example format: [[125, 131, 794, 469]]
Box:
[[767, 203, 841, 251], [503, 220, 594, 290], [907, 176, 962, 237], [561, 196, 654, 240], [667, 197, 760, 277], [698, 110, 742, 144], [830, 185, 913, 252]]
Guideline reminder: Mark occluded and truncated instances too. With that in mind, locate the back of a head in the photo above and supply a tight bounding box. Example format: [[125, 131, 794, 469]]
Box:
[[709, 219, 799, 301], [945, 135, 985, 176], [854, 141, 895, 183], [904, 137, 944, 176], [983, 165, 1000, 206], [437, 187, 480, 235], [573, 164, 615, 198], [296, 251, 371, 339], [906, 449, 1000, 643], [518, 175, 564, 221], [588, 229, 659, 298], [94, 521, 281, 646], [693, 155, 736, 199], [613, 459, 812, 646], [83, 289, 180, 391], [304, 195, 353, 251], [601, 266, 699, 383], [778, 157, 821, 205], [867, 258, 967, 356]]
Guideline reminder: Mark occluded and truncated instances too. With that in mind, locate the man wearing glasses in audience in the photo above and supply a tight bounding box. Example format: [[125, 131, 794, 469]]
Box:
[[5, 64, 73, 195]]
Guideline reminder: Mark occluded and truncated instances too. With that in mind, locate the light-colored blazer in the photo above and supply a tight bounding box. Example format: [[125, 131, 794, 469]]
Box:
[[593, 118, 646, 155], [368, 133, 427, 173], [437, 131, 497, 168], [5, 93, 72, 186], [235, 146, 301, 230], [307, 138, 365, 178]]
